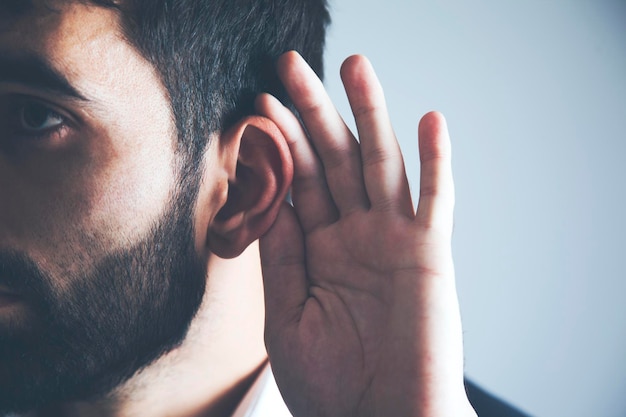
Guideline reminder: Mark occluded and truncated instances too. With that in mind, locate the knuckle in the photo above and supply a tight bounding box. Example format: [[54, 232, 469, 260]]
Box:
[[362, 146, 391, 167], [372, 197, 398, 213], [319, 145, 359, 170], [293, 172, 326, 193], [419, 184, 439, 198], [421, 149, 451, 164], [299, 99, 325, 118], [352, 103, 380, 120]]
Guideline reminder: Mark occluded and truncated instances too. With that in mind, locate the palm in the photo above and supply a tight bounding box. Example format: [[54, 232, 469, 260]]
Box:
[[258, 52, 473, 417]]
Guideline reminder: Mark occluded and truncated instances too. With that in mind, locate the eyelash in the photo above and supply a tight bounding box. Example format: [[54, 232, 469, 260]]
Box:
[[13, 99, 68, 141], [3, 95, 72, 143]]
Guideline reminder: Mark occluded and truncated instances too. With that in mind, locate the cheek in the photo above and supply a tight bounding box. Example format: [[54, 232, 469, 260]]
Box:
[[87, 138, 177, 248], [0, 135, 177, 277]]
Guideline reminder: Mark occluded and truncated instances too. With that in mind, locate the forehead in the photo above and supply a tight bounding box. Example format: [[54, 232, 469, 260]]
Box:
[[0, 0, 170, 118], [0, 1, 120, 65], [0, 0, 117, 17], [0, 0, 176, 160]]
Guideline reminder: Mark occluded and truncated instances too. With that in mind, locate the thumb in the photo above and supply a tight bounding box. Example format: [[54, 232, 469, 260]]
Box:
[[259, 202, 308, 340]]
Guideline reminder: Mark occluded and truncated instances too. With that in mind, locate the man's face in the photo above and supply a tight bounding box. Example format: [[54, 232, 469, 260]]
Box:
[[0, 1, 207, 412]]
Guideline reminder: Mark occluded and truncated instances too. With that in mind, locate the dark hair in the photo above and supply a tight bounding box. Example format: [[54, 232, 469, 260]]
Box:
[[93, 0, 330, 168]]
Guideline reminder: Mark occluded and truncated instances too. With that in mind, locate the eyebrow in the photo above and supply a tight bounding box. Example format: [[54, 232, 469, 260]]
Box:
[[0, 52, 89, 101]]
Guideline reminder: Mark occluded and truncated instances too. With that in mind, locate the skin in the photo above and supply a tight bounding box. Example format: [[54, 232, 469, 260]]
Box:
[[0, 2, 477, 417], [0, 2, 175, 284], [0, 3, 270, 416], [257, 53, 476, 417]]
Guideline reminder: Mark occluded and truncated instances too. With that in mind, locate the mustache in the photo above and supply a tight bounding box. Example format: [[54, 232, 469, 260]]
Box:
[[0, 250, 52, 302]]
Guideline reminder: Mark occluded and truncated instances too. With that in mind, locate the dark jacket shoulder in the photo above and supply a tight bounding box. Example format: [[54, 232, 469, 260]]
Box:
[[465, 379, 532, 417]]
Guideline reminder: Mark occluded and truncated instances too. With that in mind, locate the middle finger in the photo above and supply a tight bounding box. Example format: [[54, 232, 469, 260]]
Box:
[[276, 51, 369, 215]]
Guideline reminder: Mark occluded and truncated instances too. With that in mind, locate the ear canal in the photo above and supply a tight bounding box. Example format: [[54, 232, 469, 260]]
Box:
[[207, 117, 293, 259], [214, 181, 240, 222]]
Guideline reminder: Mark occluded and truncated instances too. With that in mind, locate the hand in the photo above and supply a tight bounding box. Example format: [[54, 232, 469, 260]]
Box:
[[257, 51, 476, 417]]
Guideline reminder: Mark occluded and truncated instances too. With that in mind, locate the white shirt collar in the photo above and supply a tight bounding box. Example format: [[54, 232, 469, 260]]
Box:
[[230, 364, 293, 417]]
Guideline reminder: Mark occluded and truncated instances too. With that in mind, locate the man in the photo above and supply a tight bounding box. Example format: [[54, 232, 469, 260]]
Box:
[[0, 0, 528, 416]]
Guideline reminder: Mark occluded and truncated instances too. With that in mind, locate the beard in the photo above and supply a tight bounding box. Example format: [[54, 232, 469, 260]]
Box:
[[0, 181, 207, 414]]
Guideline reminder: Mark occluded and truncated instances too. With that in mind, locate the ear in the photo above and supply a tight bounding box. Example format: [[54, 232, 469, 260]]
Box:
[[208, 116, 293, 259]]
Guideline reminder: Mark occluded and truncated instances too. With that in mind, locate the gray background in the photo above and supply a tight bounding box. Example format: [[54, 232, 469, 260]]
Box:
[[323, 1, 626, 416]]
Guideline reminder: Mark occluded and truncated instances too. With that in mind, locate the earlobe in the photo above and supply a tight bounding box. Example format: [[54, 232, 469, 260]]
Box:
[[208, 116, 293, 259]]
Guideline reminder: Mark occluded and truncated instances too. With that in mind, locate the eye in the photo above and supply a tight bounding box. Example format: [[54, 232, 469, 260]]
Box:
[[1, 96, 73, 144], [18, 100, 65, 133]]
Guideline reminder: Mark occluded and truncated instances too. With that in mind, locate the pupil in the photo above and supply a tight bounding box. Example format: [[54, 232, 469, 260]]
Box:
[[22, 103, 50, 129]]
